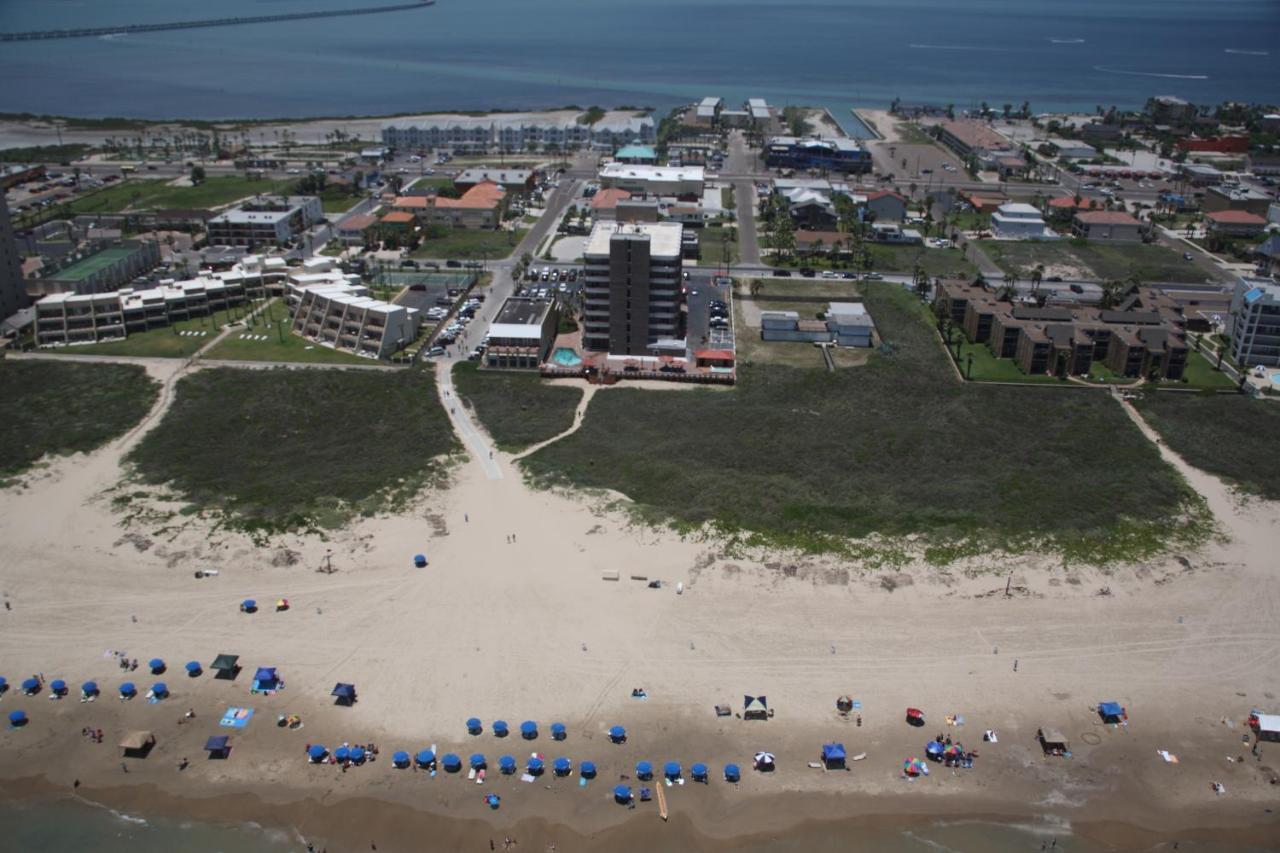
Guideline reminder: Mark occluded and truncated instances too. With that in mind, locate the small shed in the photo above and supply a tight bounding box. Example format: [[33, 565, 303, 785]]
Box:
[[1039, 728, 1069, 756], [211, 654, 240, 680], [204, 735, 231, 758], [120, 730, 156, 758], [1253, 713, 1280, 742], [743, 695, 771, 720], [331, 683, 357, 706]]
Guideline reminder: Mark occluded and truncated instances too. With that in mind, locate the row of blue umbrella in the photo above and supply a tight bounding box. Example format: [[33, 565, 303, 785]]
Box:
[[5, 678, 171, 700], [462, 719, 628, 743]]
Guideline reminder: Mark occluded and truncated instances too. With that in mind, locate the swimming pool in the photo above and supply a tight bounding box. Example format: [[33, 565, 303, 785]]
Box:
[[551, 348, 582, 367]]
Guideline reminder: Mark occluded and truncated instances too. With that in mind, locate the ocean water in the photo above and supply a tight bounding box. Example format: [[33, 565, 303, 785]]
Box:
[[0, 0, 1276, 120]]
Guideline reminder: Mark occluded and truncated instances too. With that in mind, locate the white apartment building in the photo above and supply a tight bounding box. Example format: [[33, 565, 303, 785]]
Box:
[[382, 110, 655, 152], [290, 283, 420, 359], [597, 163, 705, 197], [991, 202, 1053, 240], [206, 196, 323, 247], [34, 276, 248, 346]]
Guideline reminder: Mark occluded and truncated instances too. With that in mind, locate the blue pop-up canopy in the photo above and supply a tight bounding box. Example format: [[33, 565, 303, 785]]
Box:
[[635, 760, 653, 779], [1099, 701, 1124, 722], [614, 784, 632, 803], [580, 760, 597, 778], [527, 757, 544, 774], [442, 753, 462, 772], [724, 763, 741, 782], [149, 659, 165, 673], [550, 722, 566, 740], [823, 743, 846, 762], [416, 749, 435, 767], [520, 720, 537, 738], [609, 725, 626, 742], [254, 667, 277, 684], [392, 751, 410, 768], [499, 755, 517, 774], [492, 720, 509, 737], [466, 717, 482, 734], [308, 744, 328, 761], [470, 753, 487, 769], [664, 761, 681, 779]]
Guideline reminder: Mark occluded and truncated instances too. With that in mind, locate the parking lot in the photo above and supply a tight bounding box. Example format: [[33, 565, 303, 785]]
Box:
[[685, 275, 733, 350]]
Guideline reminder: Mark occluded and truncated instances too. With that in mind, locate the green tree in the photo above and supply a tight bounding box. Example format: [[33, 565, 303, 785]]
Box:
[[190, 164, 206, 185]]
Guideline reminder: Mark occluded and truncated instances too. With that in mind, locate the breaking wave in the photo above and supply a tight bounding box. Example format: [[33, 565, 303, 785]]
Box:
[[1094, 65, 1208, 80]]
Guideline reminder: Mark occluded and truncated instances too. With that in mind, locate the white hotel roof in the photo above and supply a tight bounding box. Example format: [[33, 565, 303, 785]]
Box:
[[598, 163, 704, 182], [584, 221, 684, 259]]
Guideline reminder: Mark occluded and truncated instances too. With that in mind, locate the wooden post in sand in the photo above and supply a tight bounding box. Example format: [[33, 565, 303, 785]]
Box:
[[656, 778, 668, 822]]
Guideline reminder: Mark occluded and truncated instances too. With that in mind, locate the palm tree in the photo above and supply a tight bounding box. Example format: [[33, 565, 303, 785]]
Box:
[[1099, 279, 1124, 309], [999, 271, 1017, 300], [1030, 263, 1044, 295]]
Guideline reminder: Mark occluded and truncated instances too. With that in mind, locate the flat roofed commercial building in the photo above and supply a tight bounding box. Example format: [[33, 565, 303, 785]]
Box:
[[206, 196, 322, 247], [598, 163, 705, 197], [290, 284, 420, 359], [453, 168, 536, 193], [765, 136, 870, 173], [485, 297, 559, 369], [582, 221, 684, 355]]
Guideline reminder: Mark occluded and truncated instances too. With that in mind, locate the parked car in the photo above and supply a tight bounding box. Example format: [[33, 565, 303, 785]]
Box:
[[426, 347, 445, 357]]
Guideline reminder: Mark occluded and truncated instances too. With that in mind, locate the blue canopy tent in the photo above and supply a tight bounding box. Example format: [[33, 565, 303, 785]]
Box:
[[9, 710, 28, 726], [416, 749, 435, 768], [308, 744, 328, 762], [253, 667, 279, 690], [492, 720, 509, 737], [331, 683, 356, 706], [334, 746, 350, 762], [664, 761, 681, 780], [1098, 702, 1125, 724], [498, 755, 517, 774], [470, 753, 487, 769], [241, 599, 257, 613], [550, 722, 567, 740], [466, 717, 483, 735], [392, 751, 410, 768], [442, 753, 462, 773], [691, 762, 708, 781], [204, 735, 230, 758], [635, 760, 653, 780], [520, 720, 538, 739], [21, 677, 39, 695], [119, 681, 137, 698], [349, 746, 367, 764], [553, 757, 571, 776], [148, 658, 165, 674], [151, 682, 168, 699], [822, 743, 847, 769], [413, 553, 427, 568], [50, 679, 67, 696], [614, 784, 633, 803], [185, 661, 202, 677], [580, 760, 597, 779], [527, 757, 545, 775], [609, 725, 626, 743], [81, 680, 99, 698], [724, 763, 741, 783]]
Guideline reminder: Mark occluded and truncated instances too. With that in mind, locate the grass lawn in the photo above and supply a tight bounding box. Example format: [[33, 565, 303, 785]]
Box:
[[0, 361, 158, 477], [1178, 349, 1238, 390], [127, 368, 456, 529], [65, 176, 296, 215], [203, 310, 378, 365], [698, 225, 740, 266], [523, 283, 1202, 562], [317, 186, 364, 214], [949, 336, 1061, 384], [452, 362, 583, 452], [412, 227, 528, 261], [1133, 392, 1280, 500], [36, 308, 255, 358], [983, 240, 1214, 284], [780, 245, 975, 277]]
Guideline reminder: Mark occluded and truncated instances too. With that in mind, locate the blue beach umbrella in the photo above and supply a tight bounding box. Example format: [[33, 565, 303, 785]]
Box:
[[691, 762, 708, 781], [81, 681, 98, 697], [613, 784, 632, 803], [148, 658, 165, 674], [349, 746, 366, 764], [50, 679, 66, 694], [926, 740, 944, 758], [485, 794, 500, 809], [520, 720, 537, 739], [119, 682, 136, 698], [492, 720, 509, 737], [241, 599, 256, 612], [334, 746, 350, 762], [609, 725, 626, 743], [724, 763, 741, 782], [470, 753, 487, 769], [553, 757, 571, 776], [635, 760, 653, 780], [413, 554, 427, 568], [664, 761, 681, 780], [442, 753, 462, 772], [392, 751, 410, 768], [9, 710, 27, 726], [550, 722, 566, 740], [21, 677, 39, 694], [580, 760, 597, 779], [308, 744, 327, 762], [185, 661, 202, 676], [527, 756, 544, 775], [498, 755, 517, 774], [151, 682, 168, 698], [416, 749, 435, 768], [0, 677, 7, 692], [466, 717, 483, 735]]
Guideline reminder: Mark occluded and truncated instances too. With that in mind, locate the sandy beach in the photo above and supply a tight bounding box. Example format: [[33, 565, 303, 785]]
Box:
[[1, 363, 1279, 850]]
